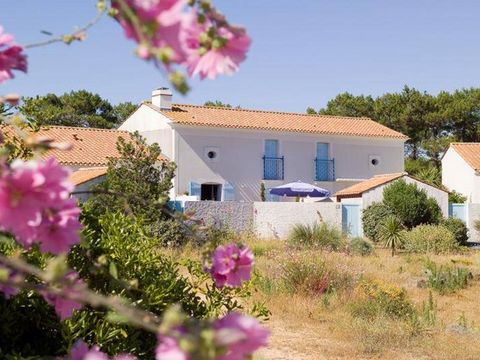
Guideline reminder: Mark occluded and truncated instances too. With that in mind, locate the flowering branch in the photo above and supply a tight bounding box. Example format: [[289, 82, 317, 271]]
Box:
[[0, 253, 162, 333], [24, 10, 106, 49]]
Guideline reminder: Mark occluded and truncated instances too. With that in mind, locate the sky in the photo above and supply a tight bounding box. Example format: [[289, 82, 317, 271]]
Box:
[[2, 1, 480, 112]]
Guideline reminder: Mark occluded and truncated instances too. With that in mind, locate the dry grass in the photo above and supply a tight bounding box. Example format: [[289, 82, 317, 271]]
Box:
[[168, 237, 480, 359], [246, 239, 480, 360]]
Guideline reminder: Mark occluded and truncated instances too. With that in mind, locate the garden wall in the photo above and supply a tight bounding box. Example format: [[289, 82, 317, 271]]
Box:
[[184, 201, 343, 239], [184, 201, 254, 232], [253, 202, 342, 240], [467, 203, 480, 243]]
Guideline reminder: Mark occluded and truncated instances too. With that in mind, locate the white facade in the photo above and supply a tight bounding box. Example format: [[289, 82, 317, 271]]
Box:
[[120, 102, 405, 202], [364, 177, 449, 217], [337, 176, 449, 217], [442, 147, 479, 203]]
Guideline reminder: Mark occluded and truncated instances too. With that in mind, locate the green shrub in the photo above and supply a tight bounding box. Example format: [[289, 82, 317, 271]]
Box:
[[440, 218, 469, 245], [449, 191, 467, 204], [424, 260, 472, 294], [378, 215, 405, 257], [362, 203, 394, 242], [350, 279, 416, 321], [288, 222, 346, 250], [348, 237, 374, 256], [403, 224, 461, 254], [383, 179, 441, 229], [68, 212, 262, 358], [281, 258, 354, 296]]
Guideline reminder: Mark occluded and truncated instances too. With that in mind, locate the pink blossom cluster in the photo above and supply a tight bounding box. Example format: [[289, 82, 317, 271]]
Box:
[[41, 272, 84, 320], [210, 244, 253, 288], [0, 26, 27, 83], [113, 0, 250, 80], [156, 312, 269, 360], [0, 157, 82, 254], [66, 340, 136, 360]]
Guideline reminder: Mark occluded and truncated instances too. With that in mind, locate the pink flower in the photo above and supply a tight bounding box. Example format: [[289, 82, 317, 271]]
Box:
[[0, 26, 27, 83], [68, 340, 108, 360], [66, 340, 137, 360], [214, 312, 269, 360], [35, 200, 82, 254], [181, 12, 251, 80], [113, 0, 187, 63], [0, 158, 82, 254], [156, 336, 188, 360], [210, 244, 253, 288], [41, 272, 84, 320]]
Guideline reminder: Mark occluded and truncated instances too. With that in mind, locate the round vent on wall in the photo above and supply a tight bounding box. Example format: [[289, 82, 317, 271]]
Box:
[[204, 146, 220, 162]]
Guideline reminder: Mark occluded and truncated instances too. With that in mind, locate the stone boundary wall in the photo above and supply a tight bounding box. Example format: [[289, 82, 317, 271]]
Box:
[[184, 201, 253, 233], [253, 202, 342, 240], [184, 201, 343, 239]]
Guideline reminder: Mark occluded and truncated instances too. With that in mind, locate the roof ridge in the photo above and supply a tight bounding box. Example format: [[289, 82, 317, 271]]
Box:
[[40, 125, 129, 133], [169, 103, 374, 121]]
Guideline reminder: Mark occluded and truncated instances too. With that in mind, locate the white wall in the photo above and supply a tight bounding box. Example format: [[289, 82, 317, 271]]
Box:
[[467, 203, 480, 242], [361, 176, 449, 217], [253, 202, 342, 239], [442, 147, 477, 202], [174, 125, 405, 201], [119, 105, 175, 159]]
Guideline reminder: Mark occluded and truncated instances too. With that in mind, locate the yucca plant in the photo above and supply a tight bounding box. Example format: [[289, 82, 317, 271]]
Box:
[[378, 215, 405, 257]]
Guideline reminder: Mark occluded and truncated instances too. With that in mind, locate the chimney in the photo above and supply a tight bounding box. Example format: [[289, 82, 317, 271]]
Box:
[[152, 87, 172, 110]]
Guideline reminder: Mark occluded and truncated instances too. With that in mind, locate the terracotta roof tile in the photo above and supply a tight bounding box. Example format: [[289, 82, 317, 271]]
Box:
[[335, 173, 406, 198], [70, 167, 107, 185], [450, 143, 480, 171], [145, 102, 408, 140], [2, 125, 130, 166]]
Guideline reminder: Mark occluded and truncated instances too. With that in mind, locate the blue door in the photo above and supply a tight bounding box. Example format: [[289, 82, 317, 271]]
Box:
[[449, 203, 467, 222], [316, 143, 329, 181], [264, 140, 279, 179], [342, 204, 361, 237]]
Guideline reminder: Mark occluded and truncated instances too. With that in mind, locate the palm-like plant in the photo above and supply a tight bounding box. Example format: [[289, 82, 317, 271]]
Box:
[[379, 215, 405, 257]]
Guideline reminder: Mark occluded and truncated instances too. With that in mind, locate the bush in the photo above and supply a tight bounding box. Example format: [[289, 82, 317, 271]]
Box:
[[424, 260, 472, 294], [348, 237, 374, 256], [64, 212, 260, 358], [288, 222, 346, 250], [383, 180, 441, 229], [403, 224, 461, 254], [449, 190, 467, 204], [362, 203, 394, 242], [350, 279, 415, 321], [440, 218, 469, 245], [281, 258, 354, 296]]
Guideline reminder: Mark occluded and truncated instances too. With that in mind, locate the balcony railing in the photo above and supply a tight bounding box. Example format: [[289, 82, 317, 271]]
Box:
[[315, 158, 335, 181], [263, 156, 284, 180]]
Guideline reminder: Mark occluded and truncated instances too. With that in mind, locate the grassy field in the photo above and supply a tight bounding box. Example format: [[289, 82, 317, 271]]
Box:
[[246, 239, 480, 360], [169, 237, 480, 359]]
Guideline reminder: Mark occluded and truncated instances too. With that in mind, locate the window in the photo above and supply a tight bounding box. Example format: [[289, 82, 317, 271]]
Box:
[[201, 184, 222, 201]]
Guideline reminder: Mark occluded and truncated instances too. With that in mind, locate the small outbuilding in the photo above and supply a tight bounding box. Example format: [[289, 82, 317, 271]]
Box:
[[335, 172, 449, 217]]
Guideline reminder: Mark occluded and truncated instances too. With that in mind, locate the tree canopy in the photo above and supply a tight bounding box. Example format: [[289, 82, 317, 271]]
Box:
[[308, 86, 480, 164], [18, 90, 137, 129]]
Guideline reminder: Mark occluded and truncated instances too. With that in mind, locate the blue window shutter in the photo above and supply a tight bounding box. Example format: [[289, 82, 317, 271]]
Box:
[[223, 182, 235, 201], [189, 181, 201, 197], [265, 140, 278, 157]]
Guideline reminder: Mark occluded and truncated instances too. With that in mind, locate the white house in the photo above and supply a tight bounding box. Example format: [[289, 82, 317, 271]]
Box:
[[335, 173, 449, 216], [119, 88, 408, 202], [442, 143, 480, 203], [2, 125, 131, 201]]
